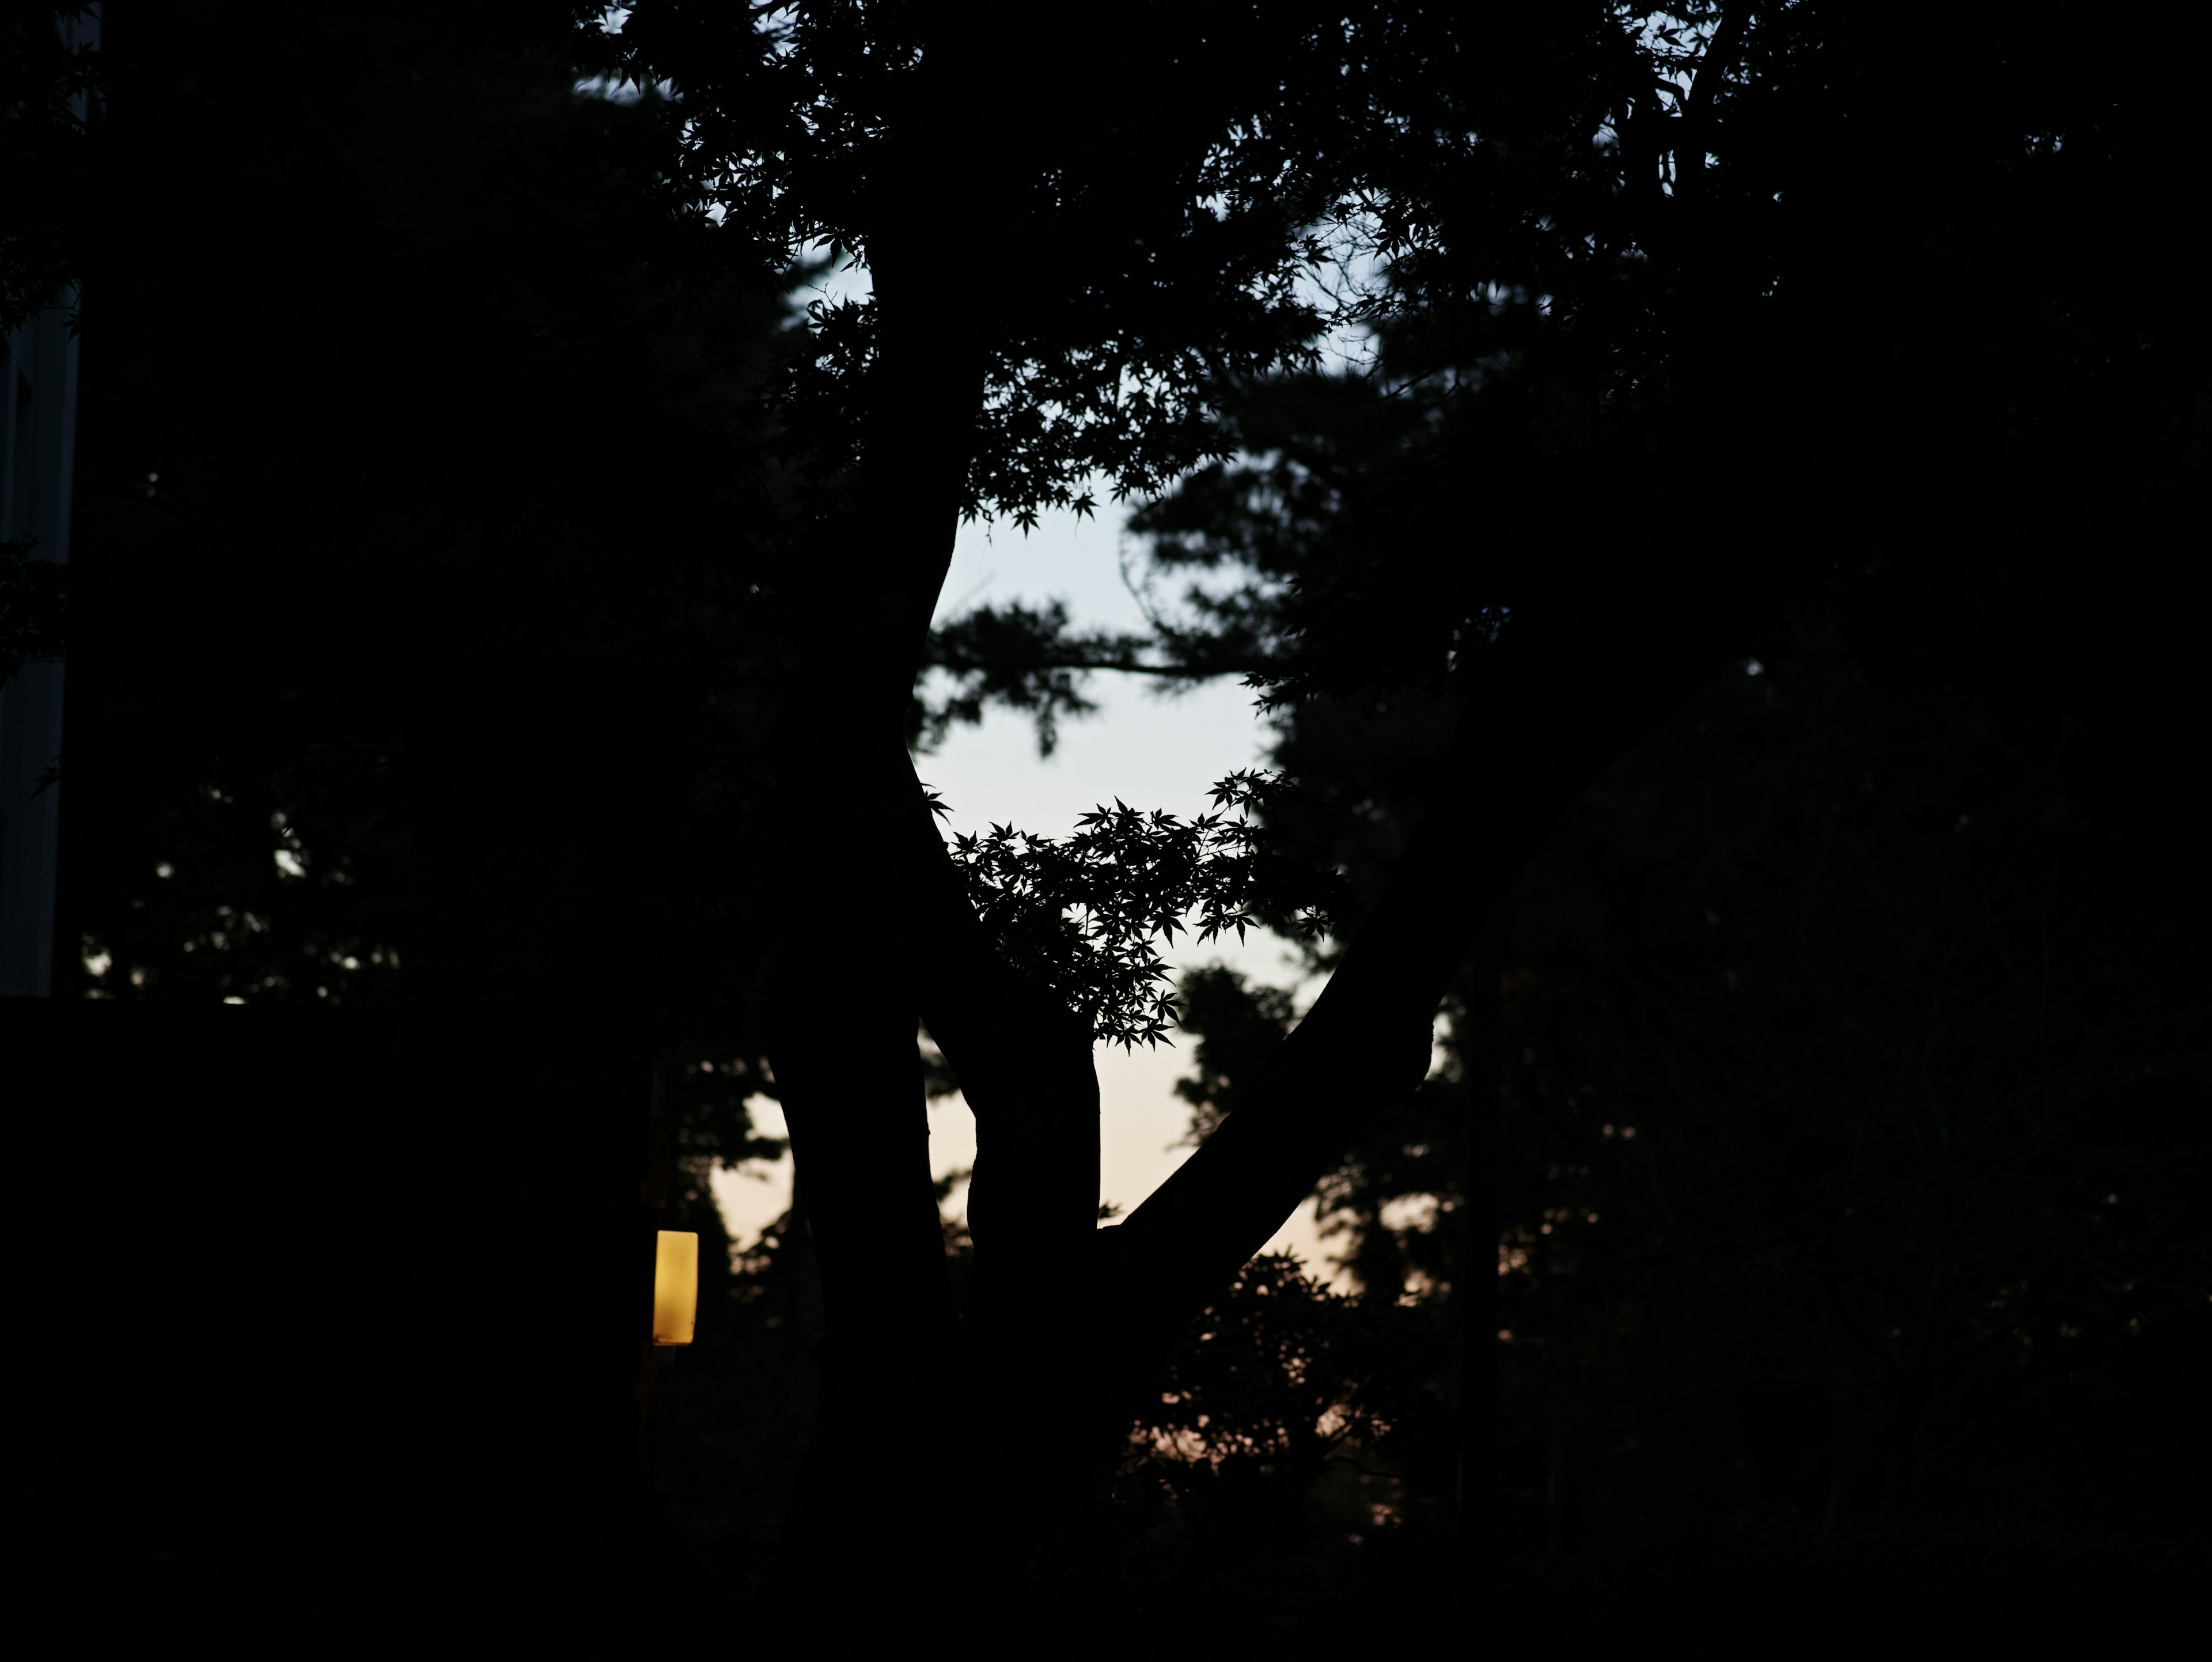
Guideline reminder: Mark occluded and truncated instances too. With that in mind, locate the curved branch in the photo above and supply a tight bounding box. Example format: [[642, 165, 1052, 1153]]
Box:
[[1097, 573, 1776, 1364]]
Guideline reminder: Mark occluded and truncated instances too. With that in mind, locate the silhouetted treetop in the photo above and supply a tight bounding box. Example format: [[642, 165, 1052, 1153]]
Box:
[[575, 3, 1492, 530]]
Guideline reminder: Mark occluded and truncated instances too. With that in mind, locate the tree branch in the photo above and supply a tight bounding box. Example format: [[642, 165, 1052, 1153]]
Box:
[[902, 765, 1101, 1302], [1097, 571, 1774, 1368]]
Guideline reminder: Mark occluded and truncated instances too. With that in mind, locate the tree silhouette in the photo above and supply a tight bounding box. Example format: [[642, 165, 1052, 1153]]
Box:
[[40, 1, 2209, 1648]]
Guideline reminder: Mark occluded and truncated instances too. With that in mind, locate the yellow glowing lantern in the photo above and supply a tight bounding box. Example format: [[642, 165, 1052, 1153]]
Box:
[[651, 1230, 698, 1346]]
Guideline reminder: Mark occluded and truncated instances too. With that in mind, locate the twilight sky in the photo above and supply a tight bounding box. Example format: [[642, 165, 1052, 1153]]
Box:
[[710, 492, 1358, 1287]]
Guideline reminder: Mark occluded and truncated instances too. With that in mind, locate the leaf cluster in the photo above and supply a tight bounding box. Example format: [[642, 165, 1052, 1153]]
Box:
[[1131, 1254, 1389, 1474], [912, 599, 1150, 758], [574, 4, 1494, 529], [1167, 963, 1298, 1146], [1110, 1250, 1449, 1553], [1126, 370, 1514, 711], [940, 770, 1351, 1049]]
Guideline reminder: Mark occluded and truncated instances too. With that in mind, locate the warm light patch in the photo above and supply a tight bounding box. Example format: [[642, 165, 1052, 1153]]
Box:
[[652, 1231, 698, 1346]]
